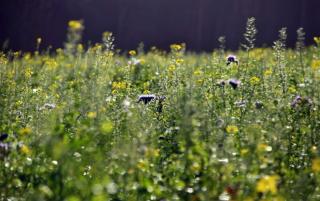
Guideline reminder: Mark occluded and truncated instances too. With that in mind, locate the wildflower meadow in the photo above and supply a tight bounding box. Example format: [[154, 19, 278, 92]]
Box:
[[1, 18, 320, 201]]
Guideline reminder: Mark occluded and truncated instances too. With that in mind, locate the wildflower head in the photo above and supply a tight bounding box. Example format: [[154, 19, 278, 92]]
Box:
[[87, 112, 97, 119], [314, 36, 320, 46], [311, 59, 320, 71], [68, 20, 83, 31], [129, 50, 137, 56], [228, 79, 241, 89], [226, 125, 239, 134], [291, 95, 312, 108], [312, 158, 320, 173], [170, 44, 183, 52], [256, 175, 279, 194], [137, 94, 156, 104], [264, 68, 273, 77], [249, 76, 260, 85], [0, 133, 8, 142], [255, 101, 264, 109], [19, 127, 32, 136], [226, 55, 239, 65], [20, 144, 31, 155]]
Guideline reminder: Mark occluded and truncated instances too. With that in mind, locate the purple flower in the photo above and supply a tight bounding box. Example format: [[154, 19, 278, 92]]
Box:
[[0, 133, 8, 142], [255, 101, 264, 109], [291, 95, 302, 108], [138, 94, 156, 104], [291, 95, 312, 108], [226, 55, 239, 65], [228, 79, 241, 89]]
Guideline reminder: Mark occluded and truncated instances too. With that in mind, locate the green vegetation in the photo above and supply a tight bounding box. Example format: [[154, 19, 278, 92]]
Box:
[[1, 18, 320, 201]]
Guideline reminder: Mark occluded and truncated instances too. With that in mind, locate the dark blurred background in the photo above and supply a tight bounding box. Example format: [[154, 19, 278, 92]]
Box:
[[1, 0, 320, 52]]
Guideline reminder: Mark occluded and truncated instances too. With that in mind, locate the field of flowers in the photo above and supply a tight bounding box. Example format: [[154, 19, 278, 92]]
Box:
[[1, 18, 320, 201]]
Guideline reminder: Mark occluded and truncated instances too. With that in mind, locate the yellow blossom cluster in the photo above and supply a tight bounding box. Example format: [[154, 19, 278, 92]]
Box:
[[68, 20, 83, 31], [256, 175, 279, 194], [226, 125, 239, 134]]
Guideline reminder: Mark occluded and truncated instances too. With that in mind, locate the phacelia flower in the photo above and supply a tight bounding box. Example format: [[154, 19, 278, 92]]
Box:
[[0, 133, 8, 142], [291, 95, 312, 108], [226, 55, 239, 65], [228, 79, 241, 89], [138, 94, 156, 104], [255, 101, 264, 109]]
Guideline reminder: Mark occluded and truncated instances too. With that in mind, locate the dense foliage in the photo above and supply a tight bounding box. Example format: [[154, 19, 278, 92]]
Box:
[[1, 19, 320, 201]]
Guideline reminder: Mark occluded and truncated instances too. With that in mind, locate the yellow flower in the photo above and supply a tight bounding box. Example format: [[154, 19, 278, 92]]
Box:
[[175, 59, 184, 65], [145, 148, 160, 157], [256, 175, 279, 194], [264, 69, 272, 77], [312, 158, 320, 172], [240, 148, 249, 156], [314, 37, 320, 45], [311, 60, 320, 71], [19, 127, 32, 135], [112, 81, 127, 90], [129, 50, 136, 56], [139, 58, 146, 65], [257, 143, 272, 152], [68, 20, 83, 31], [193, 69, 202, 76], [196, 79, 204, 85], [137, 159, 147, 171], [288, 86, 296, 94], [168, 64, 176, 72], [170, 44, 182, 51], [77, 44, 84, 53], [25, 67, 33, 78], [44, 59, 58, 70], [87, 112, 97, 119], [190, 162, 201, 173], [100, 121, 113, 134], [250, 76, 260, 85], [226, 125, 239, 134], [20, 145, 31, 155]]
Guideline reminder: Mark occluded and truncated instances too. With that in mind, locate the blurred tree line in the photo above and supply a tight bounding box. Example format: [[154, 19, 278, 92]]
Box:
[[0, 0, 319, 51]]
